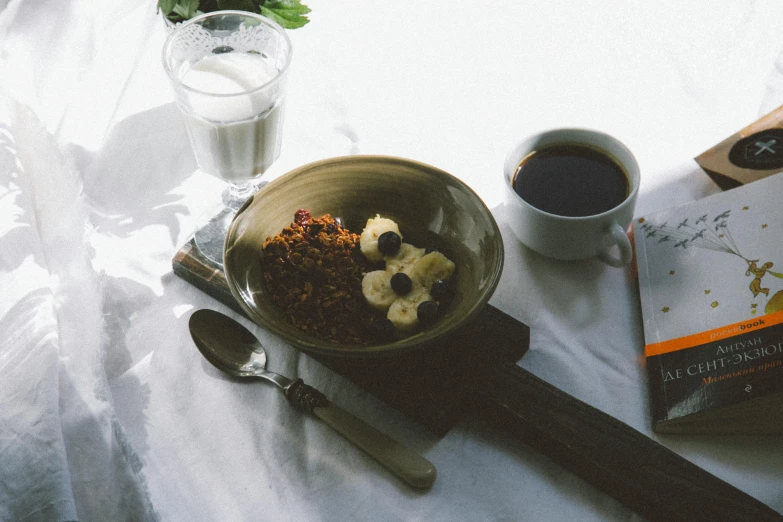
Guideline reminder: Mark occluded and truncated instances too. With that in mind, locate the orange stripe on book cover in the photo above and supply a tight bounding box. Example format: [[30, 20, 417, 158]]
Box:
[[644, 309, 783, 357]]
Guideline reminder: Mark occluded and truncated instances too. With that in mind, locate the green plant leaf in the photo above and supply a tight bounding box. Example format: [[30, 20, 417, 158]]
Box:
[[265, 0, 311, 14], [161, 0, 310, 27], [260, 0, 310, 28], [171, 0, 201, 19], [158, 0, 178, 15], [217, 0, 259, 12]]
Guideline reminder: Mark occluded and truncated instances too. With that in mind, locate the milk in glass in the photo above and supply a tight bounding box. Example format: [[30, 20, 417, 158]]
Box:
[[179, 52, 284, 181]]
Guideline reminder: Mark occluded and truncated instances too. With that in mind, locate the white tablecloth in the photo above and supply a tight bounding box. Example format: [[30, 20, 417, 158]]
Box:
[[1, 1, 782, 520]]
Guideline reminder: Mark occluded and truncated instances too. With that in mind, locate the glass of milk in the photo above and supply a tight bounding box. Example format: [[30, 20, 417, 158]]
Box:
[[163, 10, 292, 263]]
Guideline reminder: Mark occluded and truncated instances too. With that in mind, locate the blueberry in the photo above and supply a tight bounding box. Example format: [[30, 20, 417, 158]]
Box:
[[424, 231, 444, 254], [372, 317, 396, 339], [326, 217, 342, 234], [377, 231, 402, 255], [417, 300, 439, 325], [390, 272, 412, 295], [430, 279, 452, 302]]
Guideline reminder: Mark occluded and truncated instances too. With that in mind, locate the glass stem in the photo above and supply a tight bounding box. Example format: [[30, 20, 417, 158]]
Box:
[[223, 179, 260, 210]]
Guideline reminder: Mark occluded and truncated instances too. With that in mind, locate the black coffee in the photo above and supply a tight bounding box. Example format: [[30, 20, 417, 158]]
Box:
[[512, 144, 628, 217]]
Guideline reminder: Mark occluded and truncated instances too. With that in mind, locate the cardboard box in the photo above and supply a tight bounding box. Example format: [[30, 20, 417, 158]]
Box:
[[696, 105, 783, 190]]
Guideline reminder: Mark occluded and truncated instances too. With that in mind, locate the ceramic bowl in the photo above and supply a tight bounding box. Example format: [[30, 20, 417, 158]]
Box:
[[223, 155, 503, 357]]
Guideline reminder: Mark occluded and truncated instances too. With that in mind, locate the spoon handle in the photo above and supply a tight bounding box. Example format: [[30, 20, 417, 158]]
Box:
[[285, 379, 437, 490], [313, 403, 437, 489]]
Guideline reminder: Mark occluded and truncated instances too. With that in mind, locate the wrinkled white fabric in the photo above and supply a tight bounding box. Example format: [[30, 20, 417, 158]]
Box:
[[0, 105, 76, 522], [1, 1, 782, 521], [0, 101, 155, 520]]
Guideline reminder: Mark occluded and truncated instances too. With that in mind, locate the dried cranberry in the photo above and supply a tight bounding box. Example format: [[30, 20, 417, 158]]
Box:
[[294, 209, 311, 226]]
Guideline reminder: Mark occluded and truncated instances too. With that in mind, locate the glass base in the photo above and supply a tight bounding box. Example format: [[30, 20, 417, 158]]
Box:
[[193, 178, 267, 266], [193, 205, 235, 266]]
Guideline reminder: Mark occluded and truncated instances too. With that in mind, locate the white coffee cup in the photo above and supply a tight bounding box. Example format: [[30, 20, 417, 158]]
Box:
[[503, 128, 639, 267]]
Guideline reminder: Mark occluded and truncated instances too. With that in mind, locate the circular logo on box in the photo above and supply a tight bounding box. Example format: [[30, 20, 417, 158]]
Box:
[[728, 129, 783, 170]]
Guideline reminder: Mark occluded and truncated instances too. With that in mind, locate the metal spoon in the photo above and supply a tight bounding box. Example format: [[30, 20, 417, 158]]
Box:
[[188, 309, 437, 490]]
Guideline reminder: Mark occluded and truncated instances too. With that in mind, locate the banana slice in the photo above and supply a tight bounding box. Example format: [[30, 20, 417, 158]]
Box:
[[410, 251, 455, 288], [361, 270, 397, 312], [385, 243, 425, 275], [386, 282, 432, 331], [360, 215, 401, 262]]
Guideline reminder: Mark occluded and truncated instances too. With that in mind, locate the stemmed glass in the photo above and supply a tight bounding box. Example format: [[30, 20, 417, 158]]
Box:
[[162, 10, 293, 265]]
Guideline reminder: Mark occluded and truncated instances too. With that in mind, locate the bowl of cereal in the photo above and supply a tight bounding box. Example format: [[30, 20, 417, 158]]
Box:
[[223, 155, 503, 357]]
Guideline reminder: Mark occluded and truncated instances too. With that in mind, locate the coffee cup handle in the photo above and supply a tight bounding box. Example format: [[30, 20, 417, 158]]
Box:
[[599, 223, 632, 267]]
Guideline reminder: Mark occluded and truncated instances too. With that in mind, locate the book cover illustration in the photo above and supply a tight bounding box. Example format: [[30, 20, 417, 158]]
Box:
[[634, 173, 783, 432]]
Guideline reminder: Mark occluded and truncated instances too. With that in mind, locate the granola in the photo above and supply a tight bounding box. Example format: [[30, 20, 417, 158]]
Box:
[[260, 210, 383, 345]]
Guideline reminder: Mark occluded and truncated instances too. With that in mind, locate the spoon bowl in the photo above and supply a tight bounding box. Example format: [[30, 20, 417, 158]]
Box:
[[188, 308, 437, 489], [190, 309, 289, 388]]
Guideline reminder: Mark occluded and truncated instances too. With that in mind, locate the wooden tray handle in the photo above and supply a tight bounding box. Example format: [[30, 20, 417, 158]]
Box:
[[472, 363, 783, 522]]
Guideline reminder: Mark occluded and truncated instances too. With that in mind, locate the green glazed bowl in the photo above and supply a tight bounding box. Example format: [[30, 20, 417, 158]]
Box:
[[224, 155, 504, 357]]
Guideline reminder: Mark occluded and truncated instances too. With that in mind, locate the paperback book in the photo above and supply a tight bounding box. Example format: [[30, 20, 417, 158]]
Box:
[[634, 173, 783, 434]]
